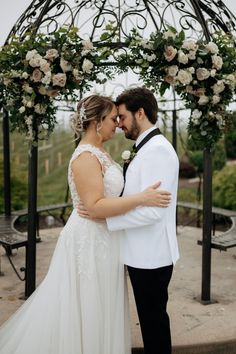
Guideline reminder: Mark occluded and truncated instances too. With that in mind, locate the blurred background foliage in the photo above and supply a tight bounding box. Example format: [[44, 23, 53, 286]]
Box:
[[1, 110, 236, 214]]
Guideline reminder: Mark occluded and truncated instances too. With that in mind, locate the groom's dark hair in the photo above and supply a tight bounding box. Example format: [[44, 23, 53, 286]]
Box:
[[116, 87, 158, 124]]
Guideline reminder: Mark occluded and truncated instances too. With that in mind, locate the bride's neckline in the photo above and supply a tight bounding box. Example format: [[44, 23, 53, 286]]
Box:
[[78, 143, 105, 152]]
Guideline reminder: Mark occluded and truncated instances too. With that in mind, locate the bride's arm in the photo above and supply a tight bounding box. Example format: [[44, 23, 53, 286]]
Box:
[[71, 152, 170, 219]]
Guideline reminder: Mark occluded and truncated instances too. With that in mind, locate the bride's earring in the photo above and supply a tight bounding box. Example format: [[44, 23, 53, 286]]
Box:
[[96, 122, 102, 133]]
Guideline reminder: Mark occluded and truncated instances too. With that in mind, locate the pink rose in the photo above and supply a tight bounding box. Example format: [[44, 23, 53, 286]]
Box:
[[164, 46, 177, 62], [31, 68, 43, 82], [44, 49, 59, 61], [52, 73, 67, 87]]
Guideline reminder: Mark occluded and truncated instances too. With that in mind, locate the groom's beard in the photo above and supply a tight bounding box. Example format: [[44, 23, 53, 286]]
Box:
[[123, 117, 140, 140]]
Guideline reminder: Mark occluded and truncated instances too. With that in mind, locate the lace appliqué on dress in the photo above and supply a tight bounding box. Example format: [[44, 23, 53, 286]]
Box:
[[67, 144, 124, 278]]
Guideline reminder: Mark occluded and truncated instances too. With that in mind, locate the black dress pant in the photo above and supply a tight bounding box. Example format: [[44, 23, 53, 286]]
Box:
[[128, 264, 173, 354]]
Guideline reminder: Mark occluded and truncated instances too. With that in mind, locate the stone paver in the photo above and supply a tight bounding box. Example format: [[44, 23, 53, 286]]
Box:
[[0, 226, 236, 352]]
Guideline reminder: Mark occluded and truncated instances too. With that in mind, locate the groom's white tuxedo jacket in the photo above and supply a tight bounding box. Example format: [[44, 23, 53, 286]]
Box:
[[107, 127, 179, 269]]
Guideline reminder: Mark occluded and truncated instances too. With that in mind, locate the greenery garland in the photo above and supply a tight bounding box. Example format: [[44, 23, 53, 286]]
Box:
[[124, 27, 236, 149], [0, 27, 109, 141], [0, 25, 235, 149]]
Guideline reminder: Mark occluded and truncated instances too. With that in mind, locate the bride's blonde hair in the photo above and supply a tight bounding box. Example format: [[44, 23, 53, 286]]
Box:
[[70, 95, 114, 137]]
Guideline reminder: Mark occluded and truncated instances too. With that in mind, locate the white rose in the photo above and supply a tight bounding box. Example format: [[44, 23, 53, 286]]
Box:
[[188, 67, 195, 74], [38, 86, 47, 95], [182, 40, 198, 51], [81, 49, 90, 56], [26, 49, 38, 61], [212, 80, 225, 94], [82, 58, 93, 73], [225, 74, 235, 89], [19, 106, 26, 113], [52, 73, 67, 87], [41, 72, 52, 85], [25, 115, 33, 125], [191, 109, 202, 119], [22, 83, 33, 94], [60, 57, 72, 72], [188, 50, 197, 60], [40, 59, 51, 73], [163, 29, 176, 40], [226, 74, 235, 82], [29, 54, 43, 67], [205, 42, 219, 54], [178, 50, 188, 64], [73, 69, 84, 81], [198, 95, 209, 105], [212, 54, 223, 70], [82, 39, 94, 50], [140, 39, 153, 49], [196, 68, 210, 81], [121, 150, 131, 160], [210, 69, 216, 77], [216, 114, 225, 127], [212, 95, 221, 105], [21, 72, 29, 79], [26, 100, 34, 108], [167, 65, 178, 77], [177, 69, 193, 85], [146, 54, 156, 62]]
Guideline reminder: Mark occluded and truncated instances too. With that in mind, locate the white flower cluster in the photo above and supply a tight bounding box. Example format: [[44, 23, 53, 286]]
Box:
[[127, 27, 236, 147], [0, 29, 97, 141]]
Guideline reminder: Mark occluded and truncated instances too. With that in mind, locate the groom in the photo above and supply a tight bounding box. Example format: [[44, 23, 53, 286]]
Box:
[[106, 87, 179, 354]]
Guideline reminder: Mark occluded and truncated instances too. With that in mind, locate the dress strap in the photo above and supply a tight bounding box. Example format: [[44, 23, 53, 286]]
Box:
[[69, 144, 112, 174]]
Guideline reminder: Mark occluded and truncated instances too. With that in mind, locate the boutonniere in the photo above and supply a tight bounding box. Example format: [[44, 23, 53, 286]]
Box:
[[121, 149, 137, 163]]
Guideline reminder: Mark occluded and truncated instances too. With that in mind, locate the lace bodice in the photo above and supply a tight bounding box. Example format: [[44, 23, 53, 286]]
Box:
[[68, 144, 124, 208]]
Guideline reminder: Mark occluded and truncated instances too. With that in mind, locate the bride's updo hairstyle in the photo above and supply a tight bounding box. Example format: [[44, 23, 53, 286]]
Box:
[[70, 95, 114, 137]]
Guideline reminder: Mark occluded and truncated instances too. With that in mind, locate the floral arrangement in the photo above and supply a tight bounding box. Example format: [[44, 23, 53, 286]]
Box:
[[0, 27, 108, 141], [126, 27, 236, 148], [1, 24, 236, 149]]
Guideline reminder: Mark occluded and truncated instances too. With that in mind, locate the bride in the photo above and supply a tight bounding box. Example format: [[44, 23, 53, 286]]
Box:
[[0, 94, 170, 354]]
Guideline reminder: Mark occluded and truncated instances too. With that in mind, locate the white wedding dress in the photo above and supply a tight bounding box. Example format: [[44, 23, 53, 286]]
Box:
[[0, 144, 131, 354]]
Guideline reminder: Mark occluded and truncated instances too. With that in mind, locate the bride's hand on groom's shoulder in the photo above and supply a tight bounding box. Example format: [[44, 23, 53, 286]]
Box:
[[141, 182, 171, 208]]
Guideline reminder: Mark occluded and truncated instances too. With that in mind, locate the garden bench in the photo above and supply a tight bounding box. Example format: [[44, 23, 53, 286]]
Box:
[[0, 203, 72, 279], [177, 201, 236, 251]]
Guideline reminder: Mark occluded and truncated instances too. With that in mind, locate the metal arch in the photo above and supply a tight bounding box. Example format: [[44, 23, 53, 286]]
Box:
[[5, 0, 236, 44], [2, 0, 236, 301]]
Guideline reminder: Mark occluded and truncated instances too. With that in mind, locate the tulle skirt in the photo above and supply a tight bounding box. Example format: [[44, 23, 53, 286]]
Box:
[[0, 209, 131, 354]]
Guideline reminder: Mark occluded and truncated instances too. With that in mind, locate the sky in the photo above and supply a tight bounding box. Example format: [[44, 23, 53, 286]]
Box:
[[0, 0, 236, 45]]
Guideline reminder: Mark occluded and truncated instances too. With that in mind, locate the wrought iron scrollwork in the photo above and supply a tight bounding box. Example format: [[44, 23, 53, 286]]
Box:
[[5, 0, 236, 46]]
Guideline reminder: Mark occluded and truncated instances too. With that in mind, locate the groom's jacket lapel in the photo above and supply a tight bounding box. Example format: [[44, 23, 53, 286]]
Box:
[[123, 128, 162, 179]]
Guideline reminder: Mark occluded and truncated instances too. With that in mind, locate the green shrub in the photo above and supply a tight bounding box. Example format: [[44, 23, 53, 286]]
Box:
[[225, 112, 236, 159], [178, 188, 197, 203], [213, 164, 236, 211], [189, 141, 226, 173], [0, 157, 27, 213]]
